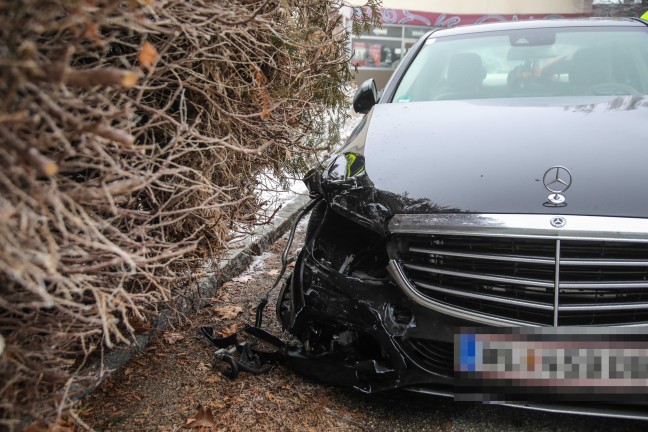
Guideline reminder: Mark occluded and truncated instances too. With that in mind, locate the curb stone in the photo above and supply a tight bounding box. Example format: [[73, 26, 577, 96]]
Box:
[[75, 193, 311, 400]]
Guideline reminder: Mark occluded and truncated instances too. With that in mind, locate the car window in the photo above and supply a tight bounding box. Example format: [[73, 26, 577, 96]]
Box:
[[392, 27, 648, 102]]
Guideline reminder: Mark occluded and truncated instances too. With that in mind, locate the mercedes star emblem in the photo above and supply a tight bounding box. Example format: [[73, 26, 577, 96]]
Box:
[[543, 166, 572, 204], [550, 216, 567, 228]]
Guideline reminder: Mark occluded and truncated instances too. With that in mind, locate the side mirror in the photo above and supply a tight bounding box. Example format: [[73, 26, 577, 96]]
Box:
[[353, 79, 378, 114]]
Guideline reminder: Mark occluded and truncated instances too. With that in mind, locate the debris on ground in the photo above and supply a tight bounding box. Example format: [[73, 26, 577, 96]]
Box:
[[80, 218, 648, 432], [81, 220, 371, 431]]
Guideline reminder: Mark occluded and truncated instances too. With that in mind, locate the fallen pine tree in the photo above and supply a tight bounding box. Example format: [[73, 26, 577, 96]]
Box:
[[0, 0, 379, 428]]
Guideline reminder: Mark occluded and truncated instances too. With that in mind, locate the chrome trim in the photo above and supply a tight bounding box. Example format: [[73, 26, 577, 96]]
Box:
[[496, 402, 648, 422], [405, 262, 648, 290], [559, 302, 648, 311], [414, 280, 554, 310], [402, 263, 554, 288], [405, 387, 648, 420], [409, 246, 555, 265], [403, 387, 453, 398], [554, 239, 560, 326], [409, 246, 648, 266], [561, 258, 648, 266], [387, 260, 541, 327], [587, 320, 648, 327], [560, 281, 648, 289], [543, 166, 573, 194], [389, 214, 648, 242]]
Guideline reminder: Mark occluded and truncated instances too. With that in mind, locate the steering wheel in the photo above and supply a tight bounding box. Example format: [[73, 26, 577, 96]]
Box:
[[589, 82, 640, 96]]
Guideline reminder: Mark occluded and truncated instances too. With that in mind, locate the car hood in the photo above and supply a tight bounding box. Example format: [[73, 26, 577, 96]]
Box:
[[327, 96, 648, 230]]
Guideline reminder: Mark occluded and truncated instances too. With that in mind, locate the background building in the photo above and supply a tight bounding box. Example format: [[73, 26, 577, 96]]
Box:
[[344, 0, 594, 88]]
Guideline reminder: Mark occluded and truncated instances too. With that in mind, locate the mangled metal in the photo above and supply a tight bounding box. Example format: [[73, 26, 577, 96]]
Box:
[[271, 191, 455, 393]]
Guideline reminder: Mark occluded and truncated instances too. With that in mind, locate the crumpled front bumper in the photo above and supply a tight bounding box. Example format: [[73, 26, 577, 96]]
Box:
[[278, 248, 461, 394]]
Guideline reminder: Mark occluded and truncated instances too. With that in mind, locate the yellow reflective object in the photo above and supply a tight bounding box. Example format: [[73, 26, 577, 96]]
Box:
[[642, 11, 648, 20], [344, 153, 365, 178]]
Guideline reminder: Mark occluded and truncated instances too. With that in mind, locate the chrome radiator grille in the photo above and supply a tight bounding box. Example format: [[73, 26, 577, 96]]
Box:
[[388, 214, 648, 326]]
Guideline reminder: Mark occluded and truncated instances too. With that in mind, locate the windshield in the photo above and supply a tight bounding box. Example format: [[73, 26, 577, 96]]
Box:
[[392, 27, 648, 102]]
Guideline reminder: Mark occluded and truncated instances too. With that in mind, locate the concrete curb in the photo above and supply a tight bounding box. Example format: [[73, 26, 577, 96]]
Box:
[[76, 193, 311, 399]]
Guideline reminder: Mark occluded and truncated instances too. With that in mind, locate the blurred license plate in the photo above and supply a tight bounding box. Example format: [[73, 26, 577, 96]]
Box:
[[455, 327, 648, 400]]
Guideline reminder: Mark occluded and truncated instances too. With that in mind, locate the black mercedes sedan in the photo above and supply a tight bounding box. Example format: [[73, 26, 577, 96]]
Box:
[[276, 18, 648, 418]]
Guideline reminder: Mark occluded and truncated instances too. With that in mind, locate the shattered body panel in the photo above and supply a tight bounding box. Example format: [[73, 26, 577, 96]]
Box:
[[276, 191, 467, 393], [277, 209, 456, 393]]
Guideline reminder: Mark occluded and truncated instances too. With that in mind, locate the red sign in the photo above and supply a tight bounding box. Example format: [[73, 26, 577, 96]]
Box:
[[349, 7, 590, 28]]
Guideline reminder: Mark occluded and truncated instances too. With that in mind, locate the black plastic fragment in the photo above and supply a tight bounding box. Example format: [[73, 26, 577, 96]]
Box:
[[200, 326, 240, 349], [200, 325, 290, 380], [243, 325, 286, 350]]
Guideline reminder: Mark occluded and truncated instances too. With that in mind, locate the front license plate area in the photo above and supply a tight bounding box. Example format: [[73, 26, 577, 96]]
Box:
[[455, 327, 648, 403]]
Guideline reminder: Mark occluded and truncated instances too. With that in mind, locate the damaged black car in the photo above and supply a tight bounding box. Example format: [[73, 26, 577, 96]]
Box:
[[275, 18, 648, 418]]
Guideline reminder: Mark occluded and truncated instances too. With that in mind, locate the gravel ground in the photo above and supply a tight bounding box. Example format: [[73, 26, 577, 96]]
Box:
[[80, 216, 648, 431]]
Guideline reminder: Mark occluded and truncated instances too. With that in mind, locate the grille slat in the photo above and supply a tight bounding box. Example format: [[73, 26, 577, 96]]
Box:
[[414, 279, 555, 310], [400, 339, 454, 377], [393, 232, 648, 326], [408, 246, 556, 265], [561, 281, 648, 289], [403, 262, 555, 288], [562, 259, 648, 266], [560, 302, 648, 311]]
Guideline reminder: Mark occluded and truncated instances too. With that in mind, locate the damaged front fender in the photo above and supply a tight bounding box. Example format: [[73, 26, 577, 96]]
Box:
[[275, 201, 453, 393]]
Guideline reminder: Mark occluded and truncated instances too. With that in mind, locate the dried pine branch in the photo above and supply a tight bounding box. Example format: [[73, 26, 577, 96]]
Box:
[[0, 0, 380, 428]]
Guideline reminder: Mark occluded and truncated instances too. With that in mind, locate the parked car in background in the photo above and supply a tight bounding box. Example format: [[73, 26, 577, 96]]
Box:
[[277, 18, 648, 418]]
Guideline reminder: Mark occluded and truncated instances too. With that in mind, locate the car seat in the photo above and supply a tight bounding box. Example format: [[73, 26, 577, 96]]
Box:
[[434, 53, 487, 100], [569, 47, 613, 92]]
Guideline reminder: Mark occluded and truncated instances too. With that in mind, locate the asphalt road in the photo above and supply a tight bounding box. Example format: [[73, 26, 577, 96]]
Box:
[[334, 389, 647, 432]]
